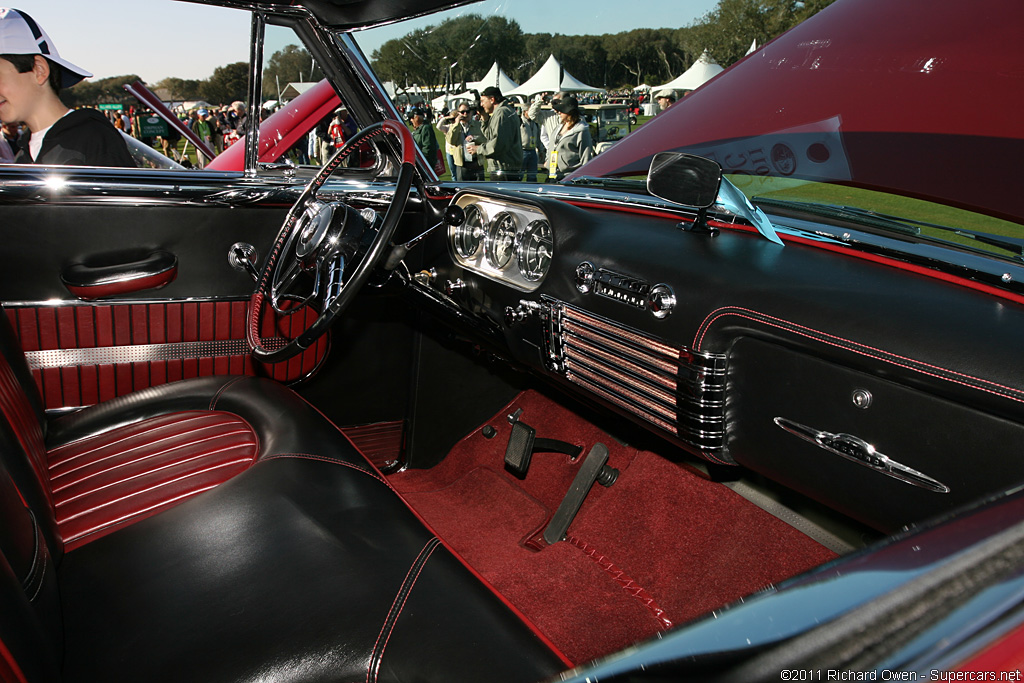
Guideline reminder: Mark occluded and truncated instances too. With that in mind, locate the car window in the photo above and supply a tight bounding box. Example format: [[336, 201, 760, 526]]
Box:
[[0, 0, 250, 171], [349, 0, 719, 184]]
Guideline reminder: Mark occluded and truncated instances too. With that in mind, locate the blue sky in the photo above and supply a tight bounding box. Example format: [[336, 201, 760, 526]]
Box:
[[7, 0, 718, 83]]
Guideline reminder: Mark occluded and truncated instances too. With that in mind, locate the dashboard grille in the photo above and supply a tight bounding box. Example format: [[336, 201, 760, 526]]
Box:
[[542, 301, 726, 453]]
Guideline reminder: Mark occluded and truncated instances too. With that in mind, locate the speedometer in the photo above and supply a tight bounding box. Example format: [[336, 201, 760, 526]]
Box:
[[517, 220, 553, 282], [454, 204, 485, 258], [485, 212, 517, 269]]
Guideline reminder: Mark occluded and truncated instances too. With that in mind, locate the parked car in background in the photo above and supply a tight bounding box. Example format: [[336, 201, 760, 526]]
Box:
[[581, 102, 635, 153], [1, 0, 1023, 681]]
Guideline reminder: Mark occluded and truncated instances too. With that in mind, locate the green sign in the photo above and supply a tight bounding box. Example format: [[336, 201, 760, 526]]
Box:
[[98, 103, 123, 111], [137, 116, 170, 138]]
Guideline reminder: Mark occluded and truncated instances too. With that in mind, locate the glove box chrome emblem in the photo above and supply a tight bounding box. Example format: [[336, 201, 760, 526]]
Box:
[[774, 417, 950, 493]]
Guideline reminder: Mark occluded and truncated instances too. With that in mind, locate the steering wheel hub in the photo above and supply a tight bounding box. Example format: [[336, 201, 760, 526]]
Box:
[[248, 120, 418, 364]]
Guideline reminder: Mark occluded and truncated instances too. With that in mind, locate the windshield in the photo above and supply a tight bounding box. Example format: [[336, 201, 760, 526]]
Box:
[[567, 0, 1024, 256], [348, 0, 1023, 260]]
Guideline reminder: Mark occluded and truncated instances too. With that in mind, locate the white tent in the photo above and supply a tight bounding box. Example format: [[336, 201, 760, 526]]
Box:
[[469, 62, 519, 93], [653, 50, 724, 93], [506, 55, 605, 98], [280, 82, 318, 101], [430, 90, 475, 112], [745, 39, 759, 56]]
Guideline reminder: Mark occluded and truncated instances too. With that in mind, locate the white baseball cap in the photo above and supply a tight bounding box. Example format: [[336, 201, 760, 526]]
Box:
[[0, 8, 91, 88]]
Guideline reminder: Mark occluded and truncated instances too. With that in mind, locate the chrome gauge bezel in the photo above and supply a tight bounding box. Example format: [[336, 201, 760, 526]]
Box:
[[517, 220, 553, 282], [484, 211, 518, 270], [448, 193, 552, 291], [453, 203, 485, 258]]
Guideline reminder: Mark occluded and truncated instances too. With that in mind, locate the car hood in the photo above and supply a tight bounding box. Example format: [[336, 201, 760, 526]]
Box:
[[572, 0, 1024, 226], [177, 0, 476, 29]]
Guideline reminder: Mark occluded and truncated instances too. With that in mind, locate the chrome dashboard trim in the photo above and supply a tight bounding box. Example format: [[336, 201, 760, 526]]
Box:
[[449, 193, 551, 292], [541, 299, 728, 455]]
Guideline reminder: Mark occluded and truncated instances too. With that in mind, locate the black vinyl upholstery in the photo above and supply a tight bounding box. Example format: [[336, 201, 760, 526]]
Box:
[[0, 312, 565, 682]]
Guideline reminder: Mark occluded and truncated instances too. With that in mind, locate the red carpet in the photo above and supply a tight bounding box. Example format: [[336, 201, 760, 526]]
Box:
[[388, 391, 837, 665]]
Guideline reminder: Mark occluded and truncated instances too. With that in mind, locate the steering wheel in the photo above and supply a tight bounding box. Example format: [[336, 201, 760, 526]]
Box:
[[248, 119, 417, 363]]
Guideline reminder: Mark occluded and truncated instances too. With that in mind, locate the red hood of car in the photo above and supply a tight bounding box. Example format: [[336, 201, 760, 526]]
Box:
[[207, 79, 340, 172], [572, 0, 1024, 225]]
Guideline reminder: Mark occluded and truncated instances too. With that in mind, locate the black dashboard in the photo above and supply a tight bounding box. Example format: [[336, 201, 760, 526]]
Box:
[[404, 185, 1024, 534]]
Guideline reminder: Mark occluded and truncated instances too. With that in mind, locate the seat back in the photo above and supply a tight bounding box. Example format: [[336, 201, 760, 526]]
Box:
[[0, 309, 60, 562], [0, 428, 63, 682]]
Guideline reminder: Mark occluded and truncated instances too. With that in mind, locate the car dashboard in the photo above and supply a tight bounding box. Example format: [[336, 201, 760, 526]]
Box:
[[403, 185, 1024, 535]]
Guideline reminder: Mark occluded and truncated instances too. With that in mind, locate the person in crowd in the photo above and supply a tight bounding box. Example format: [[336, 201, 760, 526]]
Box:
[[313, 111, 333, 164], [408, 107, 438, 170], [519, 106, 540, 182], [0, 124, 12, 161], [655, 88, 676, 113], [528, 90, 571, 161], [0, 120, 20, 161], [435, 106, 457, 177], [466, 86, 521, 181], [444, 102, 484, 181], [0, 8, 134, 166], [191, 108, 213, 167], [328, 107, 356, 150], [543, 96, 594, 182], [230, 101, 248, 137]]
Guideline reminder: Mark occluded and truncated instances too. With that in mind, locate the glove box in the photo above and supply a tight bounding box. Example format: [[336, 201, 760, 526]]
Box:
[[725, 337, 1024, 532]]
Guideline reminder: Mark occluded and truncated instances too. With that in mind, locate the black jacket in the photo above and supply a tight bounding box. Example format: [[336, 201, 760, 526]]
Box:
[[16, 109, 135, 167]]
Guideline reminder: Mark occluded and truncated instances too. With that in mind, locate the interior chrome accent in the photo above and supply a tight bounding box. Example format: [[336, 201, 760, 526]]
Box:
[[575, 261, 595, 293], [229, 242, 260, 281], [541, 299, 727, 453], [24, 338, 288, 371], [773, 417, 951, 493], [647, 284, 676, 319], [517, 220, 553, 282], [851, 389, 873, 409], [448, 193, 550, 291]]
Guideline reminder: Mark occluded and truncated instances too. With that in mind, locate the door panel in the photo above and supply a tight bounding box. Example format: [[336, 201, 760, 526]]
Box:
[[0, 171, 328, 411]]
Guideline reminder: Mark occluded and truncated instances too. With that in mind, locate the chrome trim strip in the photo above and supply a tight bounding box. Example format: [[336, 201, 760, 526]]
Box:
[[24, 338, 287, 371], [774, 417, 951, 493], [245, 12, 267, 176], [2, 296, 249, 308], [542, 299, 728, 454]]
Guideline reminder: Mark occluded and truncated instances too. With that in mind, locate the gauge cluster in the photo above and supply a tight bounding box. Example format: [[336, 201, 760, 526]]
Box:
[[448, 193, 553, 291]]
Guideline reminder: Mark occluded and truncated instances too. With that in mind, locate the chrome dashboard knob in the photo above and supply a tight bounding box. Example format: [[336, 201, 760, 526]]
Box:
[[575, 261, 596, 293], [647, 284, 676, 319], [444, 278, 466, 296]]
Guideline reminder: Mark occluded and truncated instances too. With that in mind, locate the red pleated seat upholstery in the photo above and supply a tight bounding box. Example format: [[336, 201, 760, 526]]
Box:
[[47, 411, 259, 550]]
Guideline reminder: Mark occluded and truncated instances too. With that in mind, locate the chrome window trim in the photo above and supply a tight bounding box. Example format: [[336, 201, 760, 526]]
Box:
[[2, 296, 250, 308]]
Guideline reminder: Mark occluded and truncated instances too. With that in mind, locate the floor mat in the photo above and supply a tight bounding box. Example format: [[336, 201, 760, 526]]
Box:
[[388, 390, 838, 665]]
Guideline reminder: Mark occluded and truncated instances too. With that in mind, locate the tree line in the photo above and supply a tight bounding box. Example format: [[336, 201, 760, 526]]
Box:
[[59, 0, 835, 109], [371, 0, 837, 94], [61, 45, 322, 109]]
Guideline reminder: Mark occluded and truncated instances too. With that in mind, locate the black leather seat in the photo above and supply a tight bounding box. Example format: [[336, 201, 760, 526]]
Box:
[[0, 312, 566, 682]]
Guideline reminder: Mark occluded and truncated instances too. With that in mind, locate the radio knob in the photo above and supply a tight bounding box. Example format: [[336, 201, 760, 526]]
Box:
[[647, 284, 676, 319], [575, 261, 596, 294]]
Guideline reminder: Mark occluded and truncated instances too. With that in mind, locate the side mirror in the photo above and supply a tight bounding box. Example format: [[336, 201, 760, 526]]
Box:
[[646, 151, 722, 208], [646, 151, 723, 235]]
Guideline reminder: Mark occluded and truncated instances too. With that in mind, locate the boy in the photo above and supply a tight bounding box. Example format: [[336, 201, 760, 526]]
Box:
[[0, 8, 134, 166]]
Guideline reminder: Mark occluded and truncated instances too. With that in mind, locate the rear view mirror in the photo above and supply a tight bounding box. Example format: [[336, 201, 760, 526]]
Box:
[[647, 152, 722, 209]]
